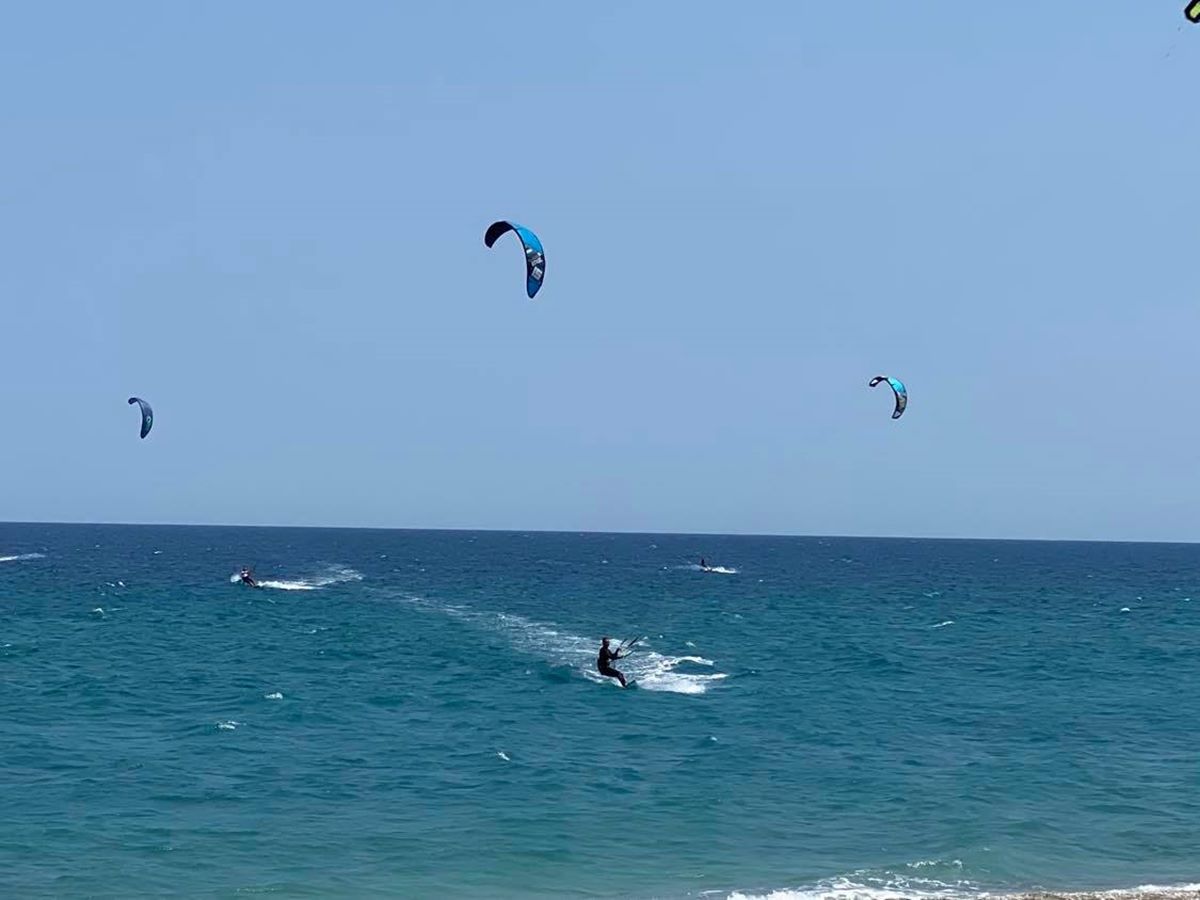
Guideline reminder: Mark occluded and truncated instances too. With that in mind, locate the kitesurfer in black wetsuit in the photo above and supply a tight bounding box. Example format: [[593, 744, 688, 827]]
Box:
[[700, 557, 708, 570], [597, 637, 628, 687], [240, 568, 258, 588]]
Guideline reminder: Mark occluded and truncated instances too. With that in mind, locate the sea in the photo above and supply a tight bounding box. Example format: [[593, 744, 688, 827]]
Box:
[[2, 523, 1198, 899]]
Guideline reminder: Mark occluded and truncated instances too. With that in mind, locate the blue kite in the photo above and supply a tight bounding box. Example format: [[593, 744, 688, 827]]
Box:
[[484, 221, 545, 298], [868, 376, 907, 420]]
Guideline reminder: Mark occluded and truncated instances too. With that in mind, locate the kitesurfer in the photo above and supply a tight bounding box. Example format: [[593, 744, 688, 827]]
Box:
[[239, 568, 259, 588], [700, 557, 708, 570], [597, 637, 628, 688]]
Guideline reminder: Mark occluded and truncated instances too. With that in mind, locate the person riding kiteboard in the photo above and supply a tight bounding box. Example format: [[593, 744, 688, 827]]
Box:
[[597, 636, 643, 688]]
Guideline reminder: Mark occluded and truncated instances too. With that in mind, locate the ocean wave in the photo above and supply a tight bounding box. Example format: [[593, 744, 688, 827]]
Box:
[[228, 566, 363, 592], [726, 876, 1200, 900], [0, 553, 45, 563], [728, 890, 1200, 900]]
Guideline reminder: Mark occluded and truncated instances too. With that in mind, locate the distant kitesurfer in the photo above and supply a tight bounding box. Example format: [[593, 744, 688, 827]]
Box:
[[700, 557, 708, 569], [597, 637, 628, 688], [240, 567, 259, 588]]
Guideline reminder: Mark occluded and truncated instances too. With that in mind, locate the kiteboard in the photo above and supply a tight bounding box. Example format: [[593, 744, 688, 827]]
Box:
[[601, 677, 636, 690]]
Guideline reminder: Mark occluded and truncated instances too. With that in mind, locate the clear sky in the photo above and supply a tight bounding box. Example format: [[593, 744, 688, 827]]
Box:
[[1, 3, 1197, 540]]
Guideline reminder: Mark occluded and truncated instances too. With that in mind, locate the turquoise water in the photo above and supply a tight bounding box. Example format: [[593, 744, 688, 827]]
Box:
[[2, 524, 1199, 899]]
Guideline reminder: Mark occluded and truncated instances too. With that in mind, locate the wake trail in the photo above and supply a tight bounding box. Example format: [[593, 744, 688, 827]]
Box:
[[228, 565, 363, 592], [392, 594, 726, 695]]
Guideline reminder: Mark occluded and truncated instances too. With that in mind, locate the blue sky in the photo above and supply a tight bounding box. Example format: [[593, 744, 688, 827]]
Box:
[[1, 3, 1197, 539]]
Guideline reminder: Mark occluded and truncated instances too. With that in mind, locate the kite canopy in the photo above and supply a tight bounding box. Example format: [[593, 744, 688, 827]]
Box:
[[484, 220, 545, 298], [868, 376, 908, 420], [1187, 1, 1200, 23], [128, 397, 153, 439]]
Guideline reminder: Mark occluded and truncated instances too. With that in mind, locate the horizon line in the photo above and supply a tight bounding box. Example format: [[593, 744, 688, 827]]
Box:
[[0, 519, 1197, 547]]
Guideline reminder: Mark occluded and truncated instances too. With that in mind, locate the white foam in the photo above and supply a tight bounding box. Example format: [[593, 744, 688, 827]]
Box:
[[229, 566, 364, 592], [91, 607, 104, 616], [931, 620, 954, 629], [400, 597, 725, 696], [729, 876, 970, 900], [623, 657, 728, 695], [580, 640, 727, 695], [729, 891, 962, 900], [256, 579, 319, 591], [496, 750, 510, 762], [681, 564, 739, 574], [0, 553, 45, 563], [726, 878, 1200, 900], [216, 720, 241, 731], [1120, 607, 1131, 613], [264, 692, 283, 700]]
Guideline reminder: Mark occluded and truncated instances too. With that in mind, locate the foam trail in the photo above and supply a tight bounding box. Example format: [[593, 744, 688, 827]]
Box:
[[254, 579, 318, 592], [613, 651, 728, 695], [680, 563, 738, 575], [494, 612, 728, 694], [727, 886, 1200, 900], [229, 566, 363, 592], [0, 553, 45, 563], [396, 596, 725, 695]]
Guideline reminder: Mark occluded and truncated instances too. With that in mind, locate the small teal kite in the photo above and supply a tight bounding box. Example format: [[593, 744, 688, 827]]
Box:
[[868, 376, 907, 420], [484, 221, 545, 298]]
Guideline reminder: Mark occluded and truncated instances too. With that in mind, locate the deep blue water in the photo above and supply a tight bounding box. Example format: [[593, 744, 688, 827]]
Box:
[[2, 524, 1199, 899]]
